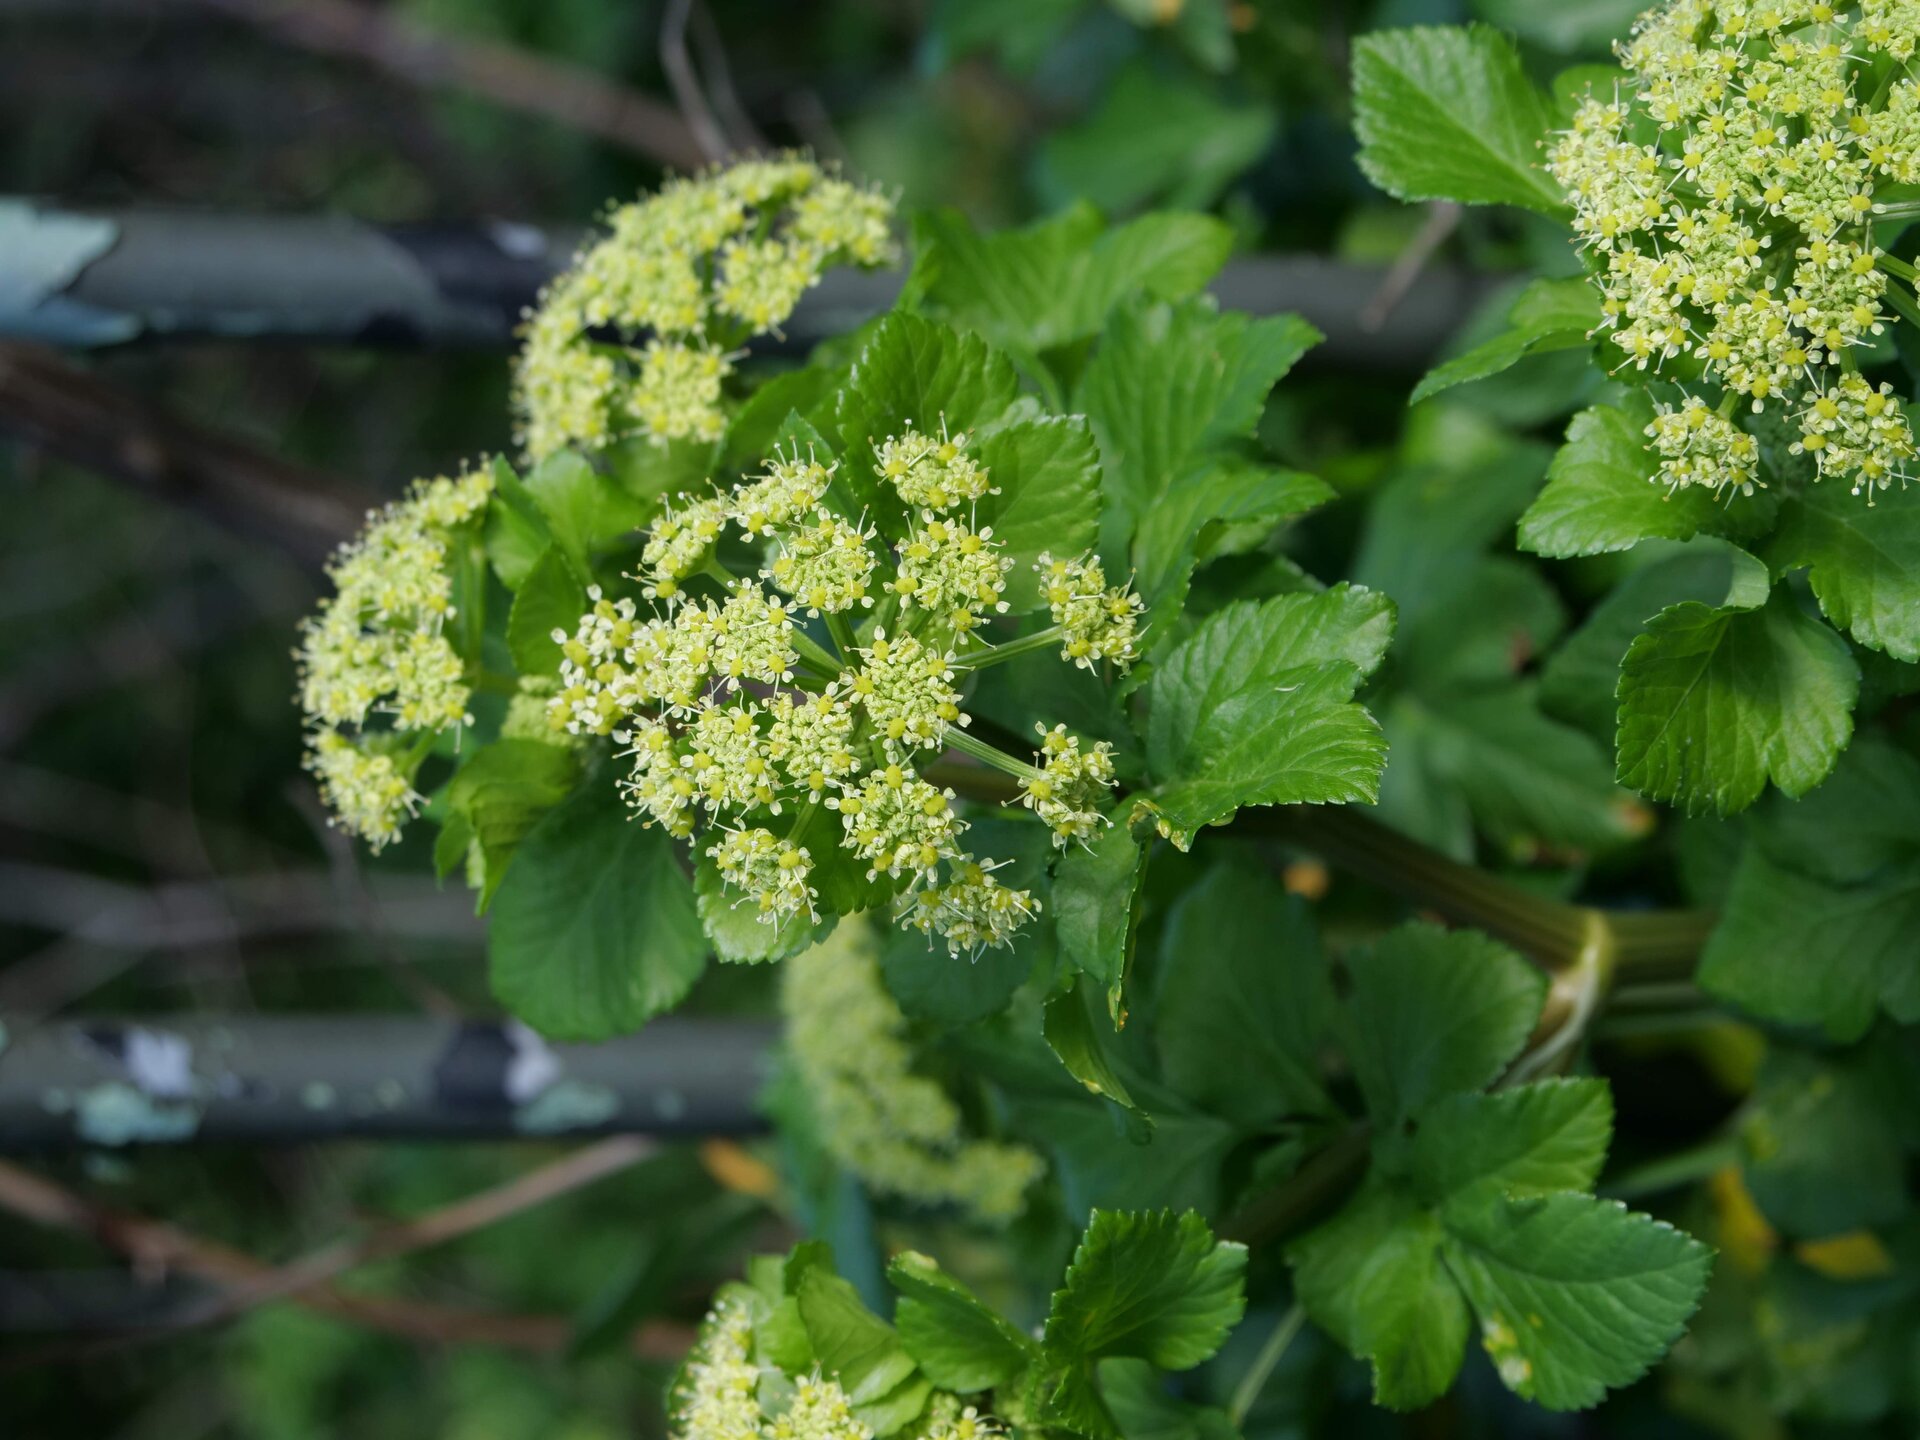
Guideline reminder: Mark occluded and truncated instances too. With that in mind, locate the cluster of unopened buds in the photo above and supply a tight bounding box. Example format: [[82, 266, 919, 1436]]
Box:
[[513, 156, 896, 462], [549, 422, 1143, 956], [295, 467, 492, 848], [1548, 0, 1920, 498]]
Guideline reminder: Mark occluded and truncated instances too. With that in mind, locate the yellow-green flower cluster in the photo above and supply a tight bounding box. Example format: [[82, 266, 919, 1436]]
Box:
[[514, 158, 897, 462], [547, 426, 1138, 954], [1549, 0, 1920, 496], [783, 920, 1045, 1224], [295, 467, 491, 848]]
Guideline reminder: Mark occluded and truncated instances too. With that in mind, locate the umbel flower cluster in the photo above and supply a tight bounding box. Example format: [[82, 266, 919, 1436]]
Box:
[[548, 428, 1141, 956], [514, 157, 896, 462], [783, 920, 1044, 1224], [674, 1296, 1002, 1440], [295, 468, 492, 849], [1549, 0, 1920, 497]]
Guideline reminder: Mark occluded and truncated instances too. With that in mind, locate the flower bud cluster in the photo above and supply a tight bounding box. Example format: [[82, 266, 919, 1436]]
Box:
[[514, 158, 897, 462], [1549, 0, 1920, 496], [295, 467, 492, 848], [783, 919, 1045, 1224], [546, 423, 1137, 953]]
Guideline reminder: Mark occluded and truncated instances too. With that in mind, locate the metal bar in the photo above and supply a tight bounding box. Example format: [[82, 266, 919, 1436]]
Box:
[[0, 1016, 775, 1149], [0, 202, 1500, 367]]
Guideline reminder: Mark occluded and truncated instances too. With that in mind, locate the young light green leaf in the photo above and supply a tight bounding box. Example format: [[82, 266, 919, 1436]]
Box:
[[1154, 864, 1333, 1125], [444, 739, 581, 910], [1411, 1078, 1614, 1206], [1342, 924, 1546, 1130], [795, 1267, 919, 1405], [1077, 297, 1321, 549], [888, 1251, 1038, 1392], [521, 448, 650, 578], [1352, 25, 1564, 214], [1439, 1189, 1713, 1411], [1044, 1209, 1248, 1371], [908, 204, 1233, 354], [1518, 401, 1727, 558], [489, 783, 706, 1040], [974, 417, 1103, 610], [1615, 591, 1859, 815], [1411, 278, 1598, 405], [506, 547, 584, 677], [1145, 587, 1395, 845], [1766, 479, 1920, 663], [693, 849, 821, 965], [1287, 1175, 1470, 1411]]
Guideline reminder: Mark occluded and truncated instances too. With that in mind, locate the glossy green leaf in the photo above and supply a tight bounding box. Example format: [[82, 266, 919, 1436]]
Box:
[[1615, 591, 1859, 815], [1519, 401, 1728, 558], [888, 1251, 1037, 1391], [506, 547, 584, 677], [1767, 478, 1920, 663], [1410, 1079, 1613, 1206], [974, 416, 1103, 610], [1352, 26, 1564, 213], [1412, 278, 1597, 405]]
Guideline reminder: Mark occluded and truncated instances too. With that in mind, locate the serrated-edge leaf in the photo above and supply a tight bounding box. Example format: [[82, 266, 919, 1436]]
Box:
[[1519, 401, 1725, 558]]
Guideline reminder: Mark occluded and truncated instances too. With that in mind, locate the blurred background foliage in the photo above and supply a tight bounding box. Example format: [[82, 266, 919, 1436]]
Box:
[[0, 0, 1838, 1436]]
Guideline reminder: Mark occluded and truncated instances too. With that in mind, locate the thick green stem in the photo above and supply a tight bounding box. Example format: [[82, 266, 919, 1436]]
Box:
[[942, 726, 1045, 783], [948, 625, 1065, 672], [789, 628, 843, 677], [824, 612, 858, 661]]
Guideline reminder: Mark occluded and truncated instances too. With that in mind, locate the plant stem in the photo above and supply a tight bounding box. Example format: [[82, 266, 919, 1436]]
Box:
[[948, 625, 1065, 672], [1222, 1124, 1371, 1247], [824, 611, 858, 661], [1603, 1135, 1741, 1202], [1228, 1303, 1308, 1427], [789, 628, 843, 677], [942, 726, 1045, 782]]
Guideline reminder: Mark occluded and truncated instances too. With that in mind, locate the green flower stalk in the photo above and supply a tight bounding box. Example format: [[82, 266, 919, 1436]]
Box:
[[1551, 0, 1920, 497], [513, 157, 896, 462]]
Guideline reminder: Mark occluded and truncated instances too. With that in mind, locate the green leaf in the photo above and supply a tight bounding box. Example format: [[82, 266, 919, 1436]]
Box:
[[1013, 1095, 1239, 1223], [1475, 0, 1645, 53], [1078, 297, 1321, 551], [1144, 587, 1395, 845], [1043, 979, 1143, 1112], [489, 783, 706, 1039], [1766, 478, 1920, 663], [1739, 1042, 1910, 1238], [486, 456, 556, 591], [1411, 279, 1598, 405], [721, 364, 845, 475], [1342, 924, 1546, 1131], [506, 547, 585, 677], [795, 1267, 919, 1405], [1053, 814, 1148, 1016], [1539, 545, 1749, 742], [1044, 1210, 1248, 1370], [693, 849, 821, 965], [1518, 401, 1728, 558], [974, 417, 1103, 611], [908, 204, 1233, 354], [887, 1251, 1037, 1391], [1351, 25, 1564, 214], [1154, 864, 1333, 1125], [1439, 1188, 1713, 1411], [835, 312, 1020, 523], [1098, 1358, 1240, 1440], [1379, 687, 1639, 853], [521, 448, 650, 579], [444, 739, 581, 909], [1288, 1174, 1470, 1410], [1036, 62, 1276, 215], [1411, 1079, 1614, 1206], [1131, 461, 1333, 633], [1697, 738, 1920, 1039], [1615, 591, 1860, 815]]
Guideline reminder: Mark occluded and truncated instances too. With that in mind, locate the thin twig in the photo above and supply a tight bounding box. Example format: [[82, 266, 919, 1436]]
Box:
[[1359, 201, 1463, 332], [0, 1157, 693, 1360], [164, 1136, 657, 1330], [659, 0, 731, 163], [190, 0, 709, 171]]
